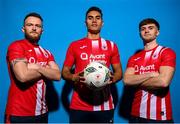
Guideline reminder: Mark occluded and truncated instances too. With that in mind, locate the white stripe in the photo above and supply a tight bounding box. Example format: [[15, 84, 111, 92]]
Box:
[[104, 101, 109, 110], [152, 46, 163, 59], [161, 98, 167, 120], [42, 83, 47, 114], [93, 105, 101, 111], [34, 47, 41, 56], [111, 95, 114, 109], [35, 80, 43, 115], [140, 90, 148, 118], [101, 38, 108, 50], [92, 40, 99, 49], [150, 94, 157, 119], [110, 41, 114, 51], [144, 51, 152, 61]]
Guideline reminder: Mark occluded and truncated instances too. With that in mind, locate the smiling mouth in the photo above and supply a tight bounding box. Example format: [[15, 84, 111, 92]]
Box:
[[92, 24, 97, 27]]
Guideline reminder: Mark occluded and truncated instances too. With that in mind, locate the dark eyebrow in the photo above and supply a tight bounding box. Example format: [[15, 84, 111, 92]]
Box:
[[88, 16, 93, 18]]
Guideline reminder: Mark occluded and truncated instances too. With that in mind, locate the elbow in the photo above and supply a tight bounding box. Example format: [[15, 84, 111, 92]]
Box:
[[54, 71, 61, 81], [123, 75, 132, 86], [161, 81, 170, 88], [123, 78, 129, 86], [56, 72, 61, 81], [15, 74, 28, 83]]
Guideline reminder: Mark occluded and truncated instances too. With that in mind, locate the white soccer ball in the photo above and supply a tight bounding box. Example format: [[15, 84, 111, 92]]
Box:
[[84, 61, 111, 89]]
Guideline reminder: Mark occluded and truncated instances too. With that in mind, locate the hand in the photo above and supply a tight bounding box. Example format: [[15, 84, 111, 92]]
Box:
[[72, 71, 85, 84], [108, 71, 114, 84]]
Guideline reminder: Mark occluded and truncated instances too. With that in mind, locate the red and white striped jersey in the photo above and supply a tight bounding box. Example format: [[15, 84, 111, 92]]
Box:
[[64, 37, 121, 111], [6, 39, 54, 116], [127, 45, 176, 120]]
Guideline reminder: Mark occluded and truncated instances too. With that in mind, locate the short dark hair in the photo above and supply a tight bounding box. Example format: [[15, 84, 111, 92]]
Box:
[[139, 18, 160, 30], [85, 6, 103, 19], [24, 12, 43, 25]]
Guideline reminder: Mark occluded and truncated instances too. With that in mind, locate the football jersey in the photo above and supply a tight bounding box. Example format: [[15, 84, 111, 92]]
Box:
[[127, 45, 176, 120], [64, 37, 120, 111], [6, 39, 55, 116]]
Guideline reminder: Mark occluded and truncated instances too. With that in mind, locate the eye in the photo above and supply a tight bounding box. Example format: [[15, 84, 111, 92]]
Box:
[[140, 28, 145, 31], [35, 24, 42, 28], [87, 16, 93, 20], [25, 23, 33, 26], [96, 16, 101, 20]]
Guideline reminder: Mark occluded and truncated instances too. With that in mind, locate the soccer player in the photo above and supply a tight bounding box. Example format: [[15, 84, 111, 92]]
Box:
[[5, 12, 61, 123], [62, 6, 122, 123], [123, 18, 176, 123]]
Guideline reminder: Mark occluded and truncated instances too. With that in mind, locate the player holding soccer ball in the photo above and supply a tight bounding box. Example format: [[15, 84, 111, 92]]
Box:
[[62, 6, 122, 123]]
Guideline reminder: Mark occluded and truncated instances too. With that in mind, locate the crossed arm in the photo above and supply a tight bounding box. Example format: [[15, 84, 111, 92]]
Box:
[[11, 58, 61, 83], [123, 66, 175, 89]]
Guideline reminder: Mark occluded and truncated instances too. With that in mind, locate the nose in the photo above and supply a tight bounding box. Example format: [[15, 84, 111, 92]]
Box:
[[32, 25, 37, 31], [144, 28, 149, 33], [92, 18, 97, 23]]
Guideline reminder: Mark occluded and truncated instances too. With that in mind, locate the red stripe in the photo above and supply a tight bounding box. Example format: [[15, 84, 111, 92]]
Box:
[[147, 93, 151, 119], [165, 92, 172, 120], [101, 104, 104, 111], [156, 96, 161, 120], [131, 90, 142, 117], [109, 95, 113, 109]]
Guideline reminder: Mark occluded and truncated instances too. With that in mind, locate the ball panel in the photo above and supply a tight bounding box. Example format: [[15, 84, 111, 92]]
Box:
[[84, 61, 110, 89]]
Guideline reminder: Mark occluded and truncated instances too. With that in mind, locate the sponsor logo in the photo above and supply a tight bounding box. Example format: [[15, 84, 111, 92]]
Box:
[[135, 64, 155, 74], [80, 45, 87, 49], [80, 53, 88, 60], [102, 45, 107, 50], [28, 57, 47, 66], [134, 57, 141, 61], [80, 53, 107, 64], [152, 54, 158, 59]]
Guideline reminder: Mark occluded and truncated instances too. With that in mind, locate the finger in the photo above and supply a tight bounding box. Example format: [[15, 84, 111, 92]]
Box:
[[79, 71, 84, 76]]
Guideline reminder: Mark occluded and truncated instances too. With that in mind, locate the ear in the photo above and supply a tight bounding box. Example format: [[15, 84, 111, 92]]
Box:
[[22, 26, 25, 33], [102, 21, 104, 26], [85, 20, 87, 26], [156, 30, 160, 36], [41, 28, 44, 33]]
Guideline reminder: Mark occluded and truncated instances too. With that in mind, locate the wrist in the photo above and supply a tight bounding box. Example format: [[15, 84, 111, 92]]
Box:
[[72, 74, 78, 82]]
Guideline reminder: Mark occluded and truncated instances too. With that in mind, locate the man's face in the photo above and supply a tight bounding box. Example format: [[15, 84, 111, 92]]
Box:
[[22, 16, 43, 43], [85, 10, 103, 34], [140, 23, 159, 43]]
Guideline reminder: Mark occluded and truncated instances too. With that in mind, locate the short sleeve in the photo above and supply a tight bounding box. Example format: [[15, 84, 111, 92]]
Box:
[[111, 43, 120, 64], [63, 42, 75, 67], [46, 50, 55, 62], [7, 42, 26, 62], [161, 48, 176, 67], [127, 55, 135, 68]]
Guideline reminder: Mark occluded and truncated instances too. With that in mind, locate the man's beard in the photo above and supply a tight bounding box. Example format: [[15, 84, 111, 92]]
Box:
[[88, 29, 100, 34], [25, 33, 41, 44]]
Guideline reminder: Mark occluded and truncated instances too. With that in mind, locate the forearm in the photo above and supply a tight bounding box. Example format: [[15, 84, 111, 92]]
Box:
[[123, 73, 152, 86], [140, 77, 164, 90], [12, 61, 42, 83], [112, 71, 122, 83], [62, 70, 75, 82], [140, 67, 175, 89], [38, 67, 61, 81], [15, 68, 42, 83]]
